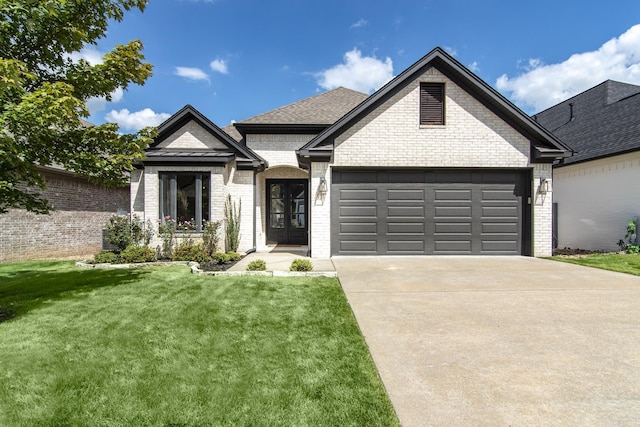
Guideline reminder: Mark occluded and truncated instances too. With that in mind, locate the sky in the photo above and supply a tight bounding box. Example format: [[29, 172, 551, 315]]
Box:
[[81, 0, 640, 131]]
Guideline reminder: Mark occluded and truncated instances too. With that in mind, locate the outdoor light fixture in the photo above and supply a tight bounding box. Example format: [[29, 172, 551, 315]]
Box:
[[318, 177, 328, 194], [539, 178, 552, 194]]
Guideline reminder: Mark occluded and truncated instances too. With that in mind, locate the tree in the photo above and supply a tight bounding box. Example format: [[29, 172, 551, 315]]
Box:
[[0, 0, 155, 213]]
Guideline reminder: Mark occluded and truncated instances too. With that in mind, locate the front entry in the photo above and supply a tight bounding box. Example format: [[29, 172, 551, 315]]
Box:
[[266, 179, 308, 245]]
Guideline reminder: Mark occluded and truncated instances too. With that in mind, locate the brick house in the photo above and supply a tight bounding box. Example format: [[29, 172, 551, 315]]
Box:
[[0, 165, 129, 262], [134, 47, 571, 257], [534, 80, 640, 251]]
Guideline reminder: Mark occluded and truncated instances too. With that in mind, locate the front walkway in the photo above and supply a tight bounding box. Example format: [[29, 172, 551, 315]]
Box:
[[228, 246, 335, 273], [333, 256, 640, 426]]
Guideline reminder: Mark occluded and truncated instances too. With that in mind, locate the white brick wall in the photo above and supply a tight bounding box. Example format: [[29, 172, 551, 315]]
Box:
[[533, 164, 553, 257], [130, 169, 144, 217], [156, 120, 229, 150], [334, 67, 529, 168], [553, 151, 640, 251], [226, 166, 255, 252], [247, 134, 314, 167], [310, 162, 331, 257]]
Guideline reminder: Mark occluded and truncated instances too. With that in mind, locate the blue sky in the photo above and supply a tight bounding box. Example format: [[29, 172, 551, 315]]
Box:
[[81, 0, 640, 131]]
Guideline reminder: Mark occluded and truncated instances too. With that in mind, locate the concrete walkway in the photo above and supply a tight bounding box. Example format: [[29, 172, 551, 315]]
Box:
[[333, 256, 640, 426], [228, 246, 335, 273]]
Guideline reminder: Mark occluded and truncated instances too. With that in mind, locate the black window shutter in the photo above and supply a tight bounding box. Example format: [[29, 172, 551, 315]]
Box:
[[420, 83, 444, 125]]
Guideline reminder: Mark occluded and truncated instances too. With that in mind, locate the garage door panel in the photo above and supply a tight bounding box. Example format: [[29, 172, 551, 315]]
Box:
[[340, 222, 377, 234], [340, 206, 377, 217], [332, 170, 527, 256], [387, 240, 425, 253], [340, 189, 377, 201], [388, 206, 425, 218]]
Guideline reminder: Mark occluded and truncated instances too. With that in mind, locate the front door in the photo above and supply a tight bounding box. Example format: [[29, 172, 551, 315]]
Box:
[[267, 179, 308, 245]]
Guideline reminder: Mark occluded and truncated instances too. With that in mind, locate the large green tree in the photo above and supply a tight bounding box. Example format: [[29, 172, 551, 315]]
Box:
[[0, 0, 155, 214]]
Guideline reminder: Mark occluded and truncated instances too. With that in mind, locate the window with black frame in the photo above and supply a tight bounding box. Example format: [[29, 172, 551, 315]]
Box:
[[159, 172, 210, 232]]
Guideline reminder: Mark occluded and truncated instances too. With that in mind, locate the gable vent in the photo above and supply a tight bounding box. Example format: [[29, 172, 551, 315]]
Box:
[[420, 82, 445, 125]]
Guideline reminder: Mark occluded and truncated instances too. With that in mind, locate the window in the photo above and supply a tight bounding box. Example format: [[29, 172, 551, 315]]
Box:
[[420, 82, 445, 125], [159, 173, 210, 232]]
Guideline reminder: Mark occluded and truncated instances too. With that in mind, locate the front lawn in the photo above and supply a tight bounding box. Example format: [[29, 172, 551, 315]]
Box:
[[0, 261, 398, 426], [549, 253, 640, 276]]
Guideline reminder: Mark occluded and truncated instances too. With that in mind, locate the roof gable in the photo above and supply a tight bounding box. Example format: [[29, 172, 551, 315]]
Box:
[[148, 105, 265, 168], [298, 47, 571, 163], [535, 80, 640, 165]]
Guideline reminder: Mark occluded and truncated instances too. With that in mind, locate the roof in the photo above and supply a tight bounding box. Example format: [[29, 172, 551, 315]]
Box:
[[147, 105, 265, 169], [534, 80, 640, 166], [298, 47, 572, 163], [232, 87, 368, 137]]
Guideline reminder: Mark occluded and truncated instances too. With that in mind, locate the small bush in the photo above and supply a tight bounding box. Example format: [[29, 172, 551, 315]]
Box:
[[226, 251, 242, 262], [120, 245, 156, 263], [247, 259, 267, 271], [213, 252, 231, 264], [290, 258, 313, 272], [203, 220, 222, 256], [105, 214, 147, 252], [94, 251, 119, 264], [173, 241, 211, 262]]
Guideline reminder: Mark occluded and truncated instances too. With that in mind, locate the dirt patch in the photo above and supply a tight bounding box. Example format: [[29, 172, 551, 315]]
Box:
[[553, 247, 615, 258], [0, 307, 16, 324]]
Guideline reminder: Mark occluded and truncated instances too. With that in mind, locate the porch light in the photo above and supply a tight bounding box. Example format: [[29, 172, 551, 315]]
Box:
[[539, 178, 552, 194], [318, 177, 328, 194]]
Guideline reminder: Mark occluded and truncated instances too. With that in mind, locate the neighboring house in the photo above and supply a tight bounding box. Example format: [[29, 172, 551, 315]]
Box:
[[534, 80, 640, 251], [0, 165, 130, 262], [133, 47, 571, 257]]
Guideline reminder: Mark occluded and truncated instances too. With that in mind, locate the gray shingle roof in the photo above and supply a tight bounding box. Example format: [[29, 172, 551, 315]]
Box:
[[534, 80, 640, 166], [236, 87, 368, 125]]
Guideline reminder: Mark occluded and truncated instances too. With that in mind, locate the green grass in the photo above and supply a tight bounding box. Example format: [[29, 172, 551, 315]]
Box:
[[549, 253, 640, 276], [0, 261, 399, 427]]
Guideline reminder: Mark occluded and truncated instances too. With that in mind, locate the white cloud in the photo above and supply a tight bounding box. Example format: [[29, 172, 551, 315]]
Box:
[[468, 61, 480, 73], [316, 49, 394, 94], [497, 24, 640, 112], [68, 46, 104, 65], [444, 46, 457, 57], [210, 58, 229, 74], [105, 108, 171, 131], [174, 66, 210, 82], [350, 18, 368, 29], [86, 87, 124, 116]]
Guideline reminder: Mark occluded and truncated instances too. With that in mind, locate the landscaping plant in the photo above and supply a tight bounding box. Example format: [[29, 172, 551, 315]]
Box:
[[246, 259, 267, 271], [93, 250, 119, 264], [224, 195, 241, 252], [290, 258, 313, 272], [203, 220, 222, 256], [120, 244, 156, 263], [158, 216, 177, 259], [172, 240, 210, 262], [105, 214, 146, 252]]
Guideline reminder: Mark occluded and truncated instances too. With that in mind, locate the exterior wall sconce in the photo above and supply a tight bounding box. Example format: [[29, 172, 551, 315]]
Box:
[[318, 177, 328, 194], [539, 178, 552, 194]]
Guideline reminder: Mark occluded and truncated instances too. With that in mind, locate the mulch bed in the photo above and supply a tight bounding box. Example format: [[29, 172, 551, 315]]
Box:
[[553, 247, 614, 257]]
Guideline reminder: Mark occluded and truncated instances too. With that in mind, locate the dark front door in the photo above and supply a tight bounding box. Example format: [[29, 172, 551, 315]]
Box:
[[267, 179, 308, 245]]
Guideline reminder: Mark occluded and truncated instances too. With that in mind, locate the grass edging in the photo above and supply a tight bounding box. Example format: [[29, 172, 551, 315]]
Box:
[[75, 260, 189, 269]]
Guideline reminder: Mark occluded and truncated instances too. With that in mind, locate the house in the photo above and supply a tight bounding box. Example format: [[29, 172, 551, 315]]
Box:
[[132, 47, 571, 257], [0, 165, 130, 262], [534, 80, 640, 252]]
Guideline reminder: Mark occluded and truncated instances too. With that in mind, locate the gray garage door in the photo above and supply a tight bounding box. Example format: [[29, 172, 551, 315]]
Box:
[[331, 169, 530, 255]]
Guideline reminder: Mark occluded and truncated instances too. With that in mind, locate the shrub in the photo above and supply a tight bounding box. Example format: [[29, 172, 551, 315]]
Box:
[[203, 220, 222, 256], [247, 259, 267, 271], [226, 251, 242, 262], [224, 195, 241, 252], [213, 252, 231, 264], [120, 245, 156, 263], [105, 214, 147, 252], [290, 258, 313, 272], [620, 218, 639, 254], [94, 250, 119, 264], [173, 240, 211, 262], [158, 217, 177, 259]]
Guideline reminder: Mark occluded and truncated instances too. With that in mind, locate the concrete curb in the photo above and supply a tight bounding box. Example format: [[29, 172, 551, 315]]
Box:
[[189, 262, 337, 278]]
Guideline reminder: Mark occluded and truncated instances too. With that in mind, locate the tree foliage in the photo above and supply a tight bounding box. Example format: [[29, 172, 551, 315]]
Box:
[[0, 0, 155, 213]]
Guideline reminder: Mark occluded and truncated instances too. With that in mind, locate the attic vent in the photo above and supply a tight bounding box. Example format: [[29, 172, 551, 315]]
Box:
[[420, 83, 445, 125]]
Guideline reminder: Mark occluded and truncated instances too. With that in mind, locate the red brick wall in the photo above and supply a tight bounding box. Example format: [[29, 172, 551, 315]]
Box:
[[0, 170, 130, 262]]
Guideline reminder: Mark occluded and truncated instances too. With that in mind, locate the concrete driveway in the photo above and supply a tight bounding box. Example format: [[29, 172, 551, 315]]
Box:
[[332, 256, 640, 426]]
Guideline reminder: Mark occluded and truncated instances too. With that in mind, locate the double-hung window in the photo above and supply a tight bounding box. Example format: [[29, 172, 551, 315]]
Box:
[[420, 82, 445, 125], [159, 173, 210, 232]]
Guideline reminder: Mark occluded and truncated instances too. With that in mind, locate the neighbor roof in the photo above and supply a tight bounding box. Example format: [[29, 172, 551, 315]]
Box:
[[232, 87, 368, 137], [298, 47, 572, 163], [534, 80, 640, 166]]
